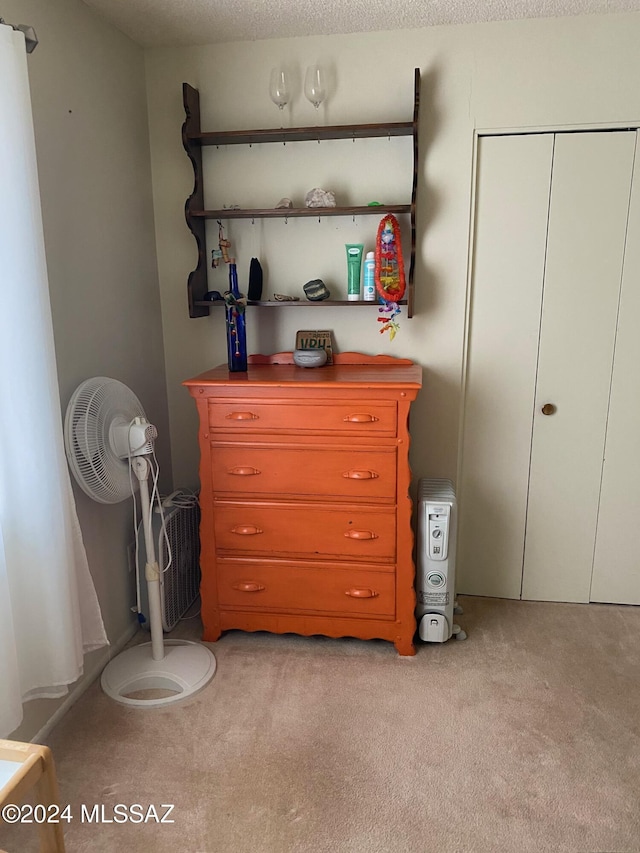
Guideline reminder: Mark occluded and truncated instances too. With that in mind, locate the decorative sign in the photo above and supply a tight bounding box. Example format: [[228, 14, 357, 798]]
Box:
[[295, 330, 333, 364]]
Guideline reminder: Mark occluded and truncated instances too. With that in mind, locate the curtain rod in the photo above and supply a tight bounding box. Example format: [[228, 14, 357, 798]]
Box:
[[0, 18, 38, 52]]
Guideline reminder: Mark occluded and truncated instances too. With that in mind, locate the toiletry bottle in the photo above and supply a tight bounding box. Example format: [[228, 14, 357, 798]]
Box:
[[363, 251, 376, 301], [346, 244, 363, 301]]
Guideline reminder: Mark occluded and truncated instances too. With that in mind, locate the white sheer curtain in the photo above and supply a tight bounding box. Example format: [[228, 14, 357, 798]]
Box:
[[0, 24, 108, 737]]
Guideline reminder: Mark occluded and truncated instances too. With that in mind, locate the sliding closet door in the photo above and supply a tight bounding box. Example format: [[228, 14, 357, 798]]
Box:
[[457, 135, 553, 598], [591, 133, 640, 605], [521, 132, 635, 602]]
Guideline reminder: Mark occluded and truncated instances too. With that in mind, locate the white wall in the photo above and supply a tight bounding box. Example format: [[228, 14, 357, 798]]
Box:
[[3, 0, 169, 740], [145, 12, 640, 492]]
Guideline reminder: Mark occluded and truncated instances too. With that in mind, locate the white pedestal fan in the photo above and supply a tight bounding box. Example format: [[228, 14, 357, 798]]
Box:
[[64, 377, 216, 708]]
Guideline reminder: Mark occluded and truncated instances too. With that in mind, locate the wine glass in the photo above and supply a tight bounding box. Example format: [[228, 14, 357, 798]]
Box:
[[304, 65, 326, 111], [269, 67, 290, 111]]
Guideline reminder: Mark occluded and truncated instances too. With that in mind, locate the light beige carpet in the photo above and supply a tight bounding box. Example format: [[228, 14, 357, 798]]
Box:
[[1, 596, 639, 853]]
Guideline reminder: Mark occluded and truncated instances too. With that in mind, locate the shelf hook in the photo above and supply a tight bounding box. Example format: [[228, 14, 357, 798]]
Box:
[[285, 215, 288, 225]]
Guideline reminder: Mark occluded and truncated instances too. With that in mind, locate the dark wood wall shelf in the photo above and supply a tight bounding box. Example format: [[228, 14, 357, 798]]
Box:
[[190, 204, 411, 221], [192, 122, 413, 146], [194, 299, 409, 309], [182, 69, 420, 319]]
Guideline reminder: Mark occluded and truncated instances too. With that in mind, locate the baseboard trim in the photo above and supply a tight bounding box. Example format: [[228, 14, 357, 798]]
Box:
[[32, 622, 139, 744]]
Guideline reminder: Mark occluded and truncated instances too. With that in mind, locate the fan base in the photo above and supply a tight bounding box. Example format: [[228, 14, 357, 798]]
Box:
[[101, 640, 216, 708]]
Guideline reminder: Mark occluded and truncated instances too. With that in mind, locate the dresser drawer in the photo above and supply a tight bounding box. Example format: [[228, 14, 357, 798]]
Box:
[[208, 399, 397, 435], [211, 445, 396, 500], [217, 559, 395, 618], [213, 502, 396, 561]]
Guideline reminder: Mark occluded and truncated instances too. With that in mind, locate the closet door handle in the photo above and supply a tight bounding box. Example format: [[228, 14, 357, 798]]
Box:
[[230, 525, 263, 535], [345, 588, 379, 599], [232, 581, 265, 592], [225, 411, 259, 421], [228, 466, 261, 476], [342, 469, 379, 480], [344, 530, 378, 540], [343, 413, 379, 423], [541, 403, 557, 416]]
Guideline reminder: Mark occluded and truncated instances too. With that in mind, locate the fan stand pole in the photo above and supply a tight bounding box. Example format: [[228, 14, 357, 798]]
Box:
[[100, 452, 217, 707], [131, 456, 165, 662]]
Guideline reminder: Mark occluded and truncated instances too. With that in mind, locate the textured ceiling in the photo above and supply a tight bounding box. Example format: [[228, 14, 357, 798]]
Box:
[[81, 0, 640, 46]]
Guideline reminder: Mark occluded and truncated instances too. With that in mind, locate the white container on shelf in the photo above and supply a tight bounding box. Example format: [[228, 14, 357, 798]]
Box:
[[363, 251, 376, 301]]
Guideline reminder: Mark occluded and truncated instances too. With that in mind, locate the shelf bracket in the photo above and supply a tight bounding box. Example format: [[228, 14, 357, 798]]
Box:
[[182, 83, 210, 318]]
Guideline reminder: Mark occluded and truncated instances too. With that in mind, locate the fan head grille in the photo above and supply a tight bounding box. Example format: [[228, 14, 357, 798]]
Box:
[[64, 377, 149, 504]]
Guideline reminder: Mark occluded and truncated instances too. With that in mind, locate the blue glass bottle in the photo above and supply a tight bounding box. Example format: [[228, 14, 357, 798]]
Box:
[[226, 262, 247, 372]]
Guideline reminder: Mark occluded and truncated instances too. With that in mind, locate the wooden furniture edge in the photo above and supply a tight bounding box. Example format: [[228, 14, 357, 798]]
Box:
[[247, 351, 415, 365], [0, 740, 65, 851], [215, 612, 416, 656], [408, 67, 420, 319], [182, 83, 209, 318]]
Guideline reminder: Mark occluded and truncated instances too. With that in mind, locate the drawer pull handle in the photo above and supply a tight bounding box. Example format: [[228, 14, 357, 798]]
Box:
[[342, 469, 379, 480], [225, 411, 259, 421], [344, 413, 379, 423], [231, 525, 263, 535], [344, 529, 379, 540], [233, 581, 265, 593], [345, 588, 380, 599], [228, 466, 261, 476]]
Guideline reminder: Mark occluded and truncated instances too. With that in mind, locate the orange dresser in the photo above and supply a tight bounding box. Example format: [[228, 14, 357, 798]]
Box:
[[184, 352, 422, 655]]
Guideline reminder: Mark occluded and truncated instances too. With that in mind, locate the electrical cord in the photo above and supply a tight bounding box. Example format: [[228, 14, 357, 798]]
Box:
[[127, 419, 163, 623], [155, 486, 199, 577], [160, 488, 198, 508], [125, 416, 202, 628], [127, 421, 142, 620]]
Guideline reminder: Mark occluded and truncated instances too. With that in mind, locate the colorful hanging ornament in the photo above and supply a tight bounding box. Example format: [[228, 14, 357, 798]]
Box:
[[377, 300, 402, 341], [375, 214, 406, 340]]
